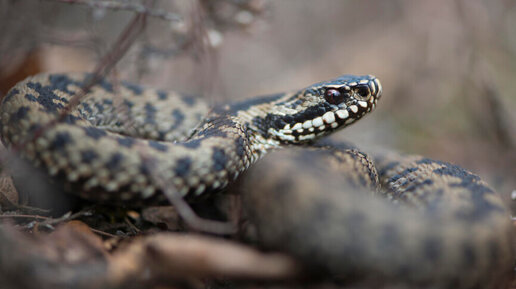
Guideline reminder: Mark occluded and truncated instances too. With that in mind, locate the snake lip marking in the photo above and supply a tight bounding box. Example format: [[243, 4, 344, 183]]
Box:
[[267, 74, 382, 143]]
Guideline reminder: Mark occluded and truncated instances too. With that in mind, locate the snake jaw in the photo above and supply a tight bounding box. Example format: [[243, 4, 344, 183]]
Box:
[[267, 75, 382, 143]]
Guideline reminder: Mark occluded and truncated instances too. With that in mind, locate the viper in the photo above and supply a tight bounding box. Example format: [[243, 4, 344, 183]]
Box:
[[0, 73, 513, 288]]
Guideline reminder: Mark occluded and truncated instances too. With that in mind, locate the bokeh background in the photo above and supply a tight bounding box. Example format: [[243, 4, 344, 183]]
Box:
[[1, 0, 515, 204]]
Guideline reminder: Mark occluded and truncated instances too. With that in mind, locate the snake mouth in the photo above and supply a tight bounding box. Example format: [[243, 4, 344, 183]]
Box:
[[268, 76, 382, 143]]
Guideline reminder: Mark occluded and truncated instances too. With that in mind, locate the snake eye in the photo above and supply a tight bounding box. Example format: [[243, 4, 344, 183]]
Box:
[[355, 85, 370, 100], [324, 88, 344, 105]]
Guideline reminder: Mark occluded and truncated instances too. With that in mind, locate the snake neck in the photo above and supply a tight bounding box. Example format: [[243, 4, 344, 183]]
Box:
[[212, 93, 289, 147]]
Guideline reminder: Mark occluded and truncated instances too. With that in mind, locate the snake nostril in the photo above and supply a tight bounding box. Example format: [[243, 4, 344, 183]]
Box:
[[355, 85, 370, 99]]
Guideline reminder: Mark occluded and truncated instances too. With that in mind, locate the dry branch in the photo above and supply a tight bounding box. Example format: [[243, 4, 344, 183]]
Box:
[[109, 234, 303, 283], [45, 0, 182, 23], [0, 222, 303, 289]]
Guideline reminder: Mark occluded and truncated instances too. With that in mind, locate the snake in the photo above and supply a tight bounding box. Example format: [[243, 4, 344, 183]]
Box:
[[0, 73, 514, 288]]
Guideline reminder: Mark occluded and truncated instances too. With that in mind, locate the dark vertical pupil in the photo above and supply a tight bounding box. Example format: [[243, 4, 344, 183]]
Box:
[[324, 89, 343, 104]]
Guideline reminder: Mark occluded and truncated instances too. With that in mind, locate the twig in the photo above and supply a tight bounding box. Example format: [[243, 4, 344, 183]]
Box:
[[0, 189, 52, 214], [0, 212, 117, 238], [124, 216, 141, 233], [90, 228, 117, 238], [56, 1, 149, 121], [45, 0, 182, 23], [142, 156, 237, 235], [163, 183, 237, 235], [41, 208, 95, 226], [0, 214, 50, 220], [109, 234, 302, 283], [11, 0, 150, 155], [480, 80, 515, 149]]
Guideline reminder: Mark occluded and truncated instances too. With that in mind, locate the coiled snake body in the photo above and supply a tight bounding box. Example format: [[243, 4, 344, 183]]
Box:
[[1, 73, 514, 288]]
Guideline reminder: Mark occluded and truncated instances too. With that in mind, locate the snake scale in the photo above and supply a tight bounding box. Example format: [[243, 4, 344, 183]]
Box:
[[0, 73, 514, 288]]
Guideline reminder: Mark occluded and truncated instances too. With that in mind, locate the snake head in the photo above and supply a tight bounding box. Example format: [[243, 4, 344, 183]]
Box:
[[267, 75, 382, 143]]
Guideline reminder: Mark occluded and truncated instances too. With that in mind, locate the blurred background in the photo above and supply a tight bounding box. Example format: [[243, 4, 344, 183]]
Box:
[[1, 0, 515, 204]]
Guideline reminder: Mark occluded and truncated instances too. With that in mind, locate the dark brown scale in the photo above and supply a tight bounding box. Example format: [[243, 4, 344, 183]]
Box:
[[241, 148, 514, 288]]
